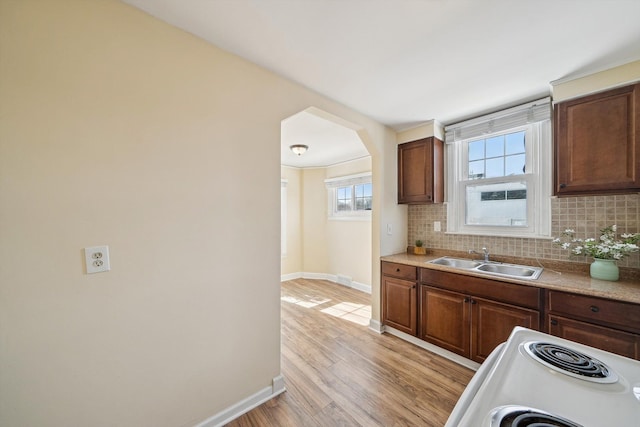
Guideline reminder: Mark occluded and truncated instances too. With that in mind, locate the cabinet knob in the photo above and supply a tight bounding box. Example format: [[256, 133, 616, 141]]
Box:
[[559, 183, 567, 189], [412, 285, 416, 289], [470, 299, 477, 304], [550, 319, 558, 326], [590, 305, 600, 313], [464, 297, 470, 303], [396, 268, 400, 272]]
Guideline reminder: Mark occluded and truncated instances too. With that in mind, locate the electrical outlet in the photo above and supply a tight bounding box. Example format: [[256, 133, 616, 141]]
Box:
[[434, 221, 441, 232], [85, 245, 110, 274]]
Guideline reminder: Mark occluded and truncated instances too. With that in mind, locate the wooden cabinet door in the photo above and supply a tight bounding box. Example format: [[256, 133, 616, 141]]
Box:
[[549, 315, 640, 360], [471, 298, 540, 363], [397, 137, 444, 204], [382, 276, 417, 336], [554, 83, 640, 195], [420, 286, 470, 358]]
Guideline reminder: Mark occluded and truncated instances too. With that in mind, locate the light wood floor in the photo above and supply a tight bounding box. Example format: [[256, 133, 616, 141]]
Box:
[[226, 278, 474, 426]]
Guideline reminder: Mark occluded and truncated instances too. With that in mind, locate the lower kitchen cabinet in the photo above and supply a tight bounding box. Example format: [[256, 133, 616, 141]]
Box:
[[420, 286, 469, 356], [381, 262, 418, 336], [472, 297, 539, 361], [420, 285, 539, 362], [547, 290, 640, 360], [382, 260, 640, 363]]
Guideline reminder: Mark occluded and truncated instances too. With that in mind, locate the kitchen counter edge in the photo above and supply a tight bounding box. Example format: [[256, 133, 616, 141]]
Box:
[[381, 253, 640, 305]]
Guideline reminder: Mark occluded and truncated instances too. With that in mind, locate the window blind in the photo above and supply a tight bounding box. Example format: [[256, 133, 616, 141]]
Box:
[[445, 98, 551, 143], [324, 172, 372, 188]]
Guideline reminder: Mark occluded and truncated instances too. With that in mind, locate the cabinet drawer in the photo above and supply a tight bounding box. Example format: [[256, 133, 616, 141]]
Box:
[[547, 291, 640, 334], [548, 315, 640, 360], [382, 262, 417, 281]]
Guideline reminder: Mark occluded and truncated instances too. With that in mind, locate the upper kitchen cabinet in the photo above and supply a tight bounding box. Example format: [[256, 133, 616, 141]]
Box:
[[397, 137, 444, 204], [554, 82, 640, 196]]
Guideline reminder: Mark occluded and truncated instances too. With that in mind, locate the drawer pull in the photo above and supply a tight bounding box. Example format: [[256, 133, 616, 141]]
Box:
[[590, 305, 600, 313], [396, 268, 400, 272]]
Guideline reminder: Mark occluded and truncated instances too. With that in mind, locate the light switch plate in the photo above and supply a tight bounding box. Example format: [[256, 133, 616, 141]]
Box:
[[85, 245, 110, 274]]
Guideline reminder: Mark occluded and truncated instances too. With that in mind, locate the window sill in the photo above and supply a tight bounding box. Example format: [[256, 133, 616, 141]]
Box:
[[444, 231, 552, 240], [328, 215, 372, 222]]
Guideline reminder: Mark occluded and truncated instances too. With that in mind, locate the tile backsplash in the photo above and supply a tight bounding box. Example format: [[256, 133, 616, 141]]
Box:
[[408, 194, 640, 269]]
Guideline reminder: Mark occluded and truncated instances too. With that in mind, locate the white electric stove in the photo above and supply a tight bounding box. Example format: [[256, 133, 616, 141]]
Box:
[[445, 327, 640, 427]]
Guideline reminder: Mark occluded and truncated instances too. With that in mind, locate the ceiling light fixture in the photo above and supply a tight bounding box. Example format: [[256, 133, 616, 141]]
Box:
[[289, 144, 309, 156]]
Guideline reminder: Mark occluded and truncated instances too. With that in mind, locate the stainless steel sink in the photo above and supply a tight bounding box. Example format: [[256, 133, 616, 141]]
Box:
[[428, 257, 543, 280], [476, 263, 542, 279], [430, 257, 483, 269]]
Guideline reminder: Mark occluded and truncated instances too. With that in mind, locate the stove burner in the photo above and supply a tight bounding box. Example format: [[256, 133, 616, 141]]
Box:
[[524, 341, 618, 383], [493, 407, 583, 427]]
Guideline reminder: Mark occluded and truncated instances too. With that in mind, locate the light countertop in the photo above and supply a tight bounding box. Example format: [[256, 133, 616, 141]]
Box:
[[381, 252, 640, 305]]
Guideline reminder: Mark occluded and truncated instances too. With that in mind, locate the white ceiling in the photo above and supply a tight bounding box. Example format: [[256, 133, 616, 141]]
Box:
[[123, 0, 640, 167], [281, 110, 369, 168]]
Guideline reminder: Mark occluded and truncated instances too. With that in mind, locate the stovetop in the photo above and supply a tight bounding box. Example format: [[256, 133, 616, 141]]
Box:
[[453, 327, 640, 427], [488, 405, 585, 427]]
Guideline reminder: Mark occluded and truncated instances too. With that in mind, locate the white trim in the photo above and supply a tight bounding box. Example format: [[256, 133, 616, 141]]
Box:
[[446, 104, 553, 238], [443, 231, 554, 240], [384, 326, 480, 371], [350, 280, 371, 294], [325, 172, 373, 219], [368, 319, 384, 334], [445, 98, 551, 142], [280, 271, 371, 294], [324, 172, 372, 188], [303, 272, 337, 282], [328, 214, 371, 222], [194, 375, 286, 427], [280, 272, 302, 282]]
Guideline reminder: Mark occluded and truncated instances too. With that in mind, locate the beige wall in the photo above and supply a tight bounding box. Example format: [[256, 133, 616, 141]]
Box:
[[281, 167, 302, 275], [0, 1, 401, 426], [551, 60, 640, 102], [301, 168, 330, 273], [325, 158, 373, 286], [282, 158, 373, 286], [396, 119, 444, 143]]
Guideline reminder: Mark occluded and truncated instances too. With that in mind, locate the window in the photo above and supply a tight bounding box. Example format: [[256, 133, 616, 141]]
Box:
[[325, 173, 372, 219], [465, 129, 528, 227], [445, 99, 551, 237]]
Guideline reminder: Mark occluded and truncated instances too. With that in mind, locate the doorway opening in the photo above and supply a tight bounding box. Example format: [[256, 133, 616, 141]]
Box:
[[280, 107, 373, 296]]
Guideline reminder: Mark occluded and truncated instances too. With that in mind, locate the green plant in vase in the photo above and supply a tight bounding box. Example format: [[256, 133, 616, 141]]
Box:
[[553, 225, 639, 281]]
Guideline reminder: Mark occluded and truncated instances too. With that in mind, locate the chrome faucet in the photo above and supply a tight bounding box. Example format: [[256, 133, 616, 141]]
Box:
[[469, 247, 490, 262]]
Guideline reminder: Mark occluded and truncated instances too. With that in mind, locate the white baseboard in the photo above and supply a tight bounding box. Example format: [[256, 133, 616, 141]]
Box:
[[302, 272, 337, 282], [350, 280, 371, 294], [368, 319, 384, 334], [280, 272, 302, 282], [281, 271, 371, 294], [384, 327, 480, 371], [194, 375, 286, 427]]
